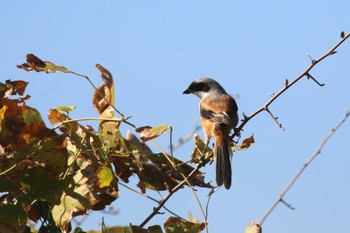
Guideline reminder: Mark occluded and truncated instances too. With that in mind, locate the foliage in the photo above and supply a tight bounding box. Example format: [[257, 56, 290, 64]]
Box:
[[0, 54, 212, 233]]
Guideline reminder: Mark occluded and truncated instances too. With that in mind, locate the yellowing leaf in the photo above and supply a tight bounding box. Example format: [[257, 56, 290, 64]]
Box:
[[17, 54, 71, 73], [136, 124, 170, 143], [52, 169, 97, 232], [244, 220, 262, 233], [96, 165, 114, 188]]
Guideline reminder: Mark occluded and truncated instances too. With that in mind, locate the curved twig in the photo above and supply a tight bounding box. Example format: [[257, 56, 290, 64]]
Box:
[[258, 110, 350, 225]]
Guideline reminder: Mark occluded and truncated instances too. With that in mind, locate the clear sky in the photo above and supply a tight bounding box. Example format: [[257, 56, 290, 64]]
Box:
[[1, 1, 350, 233]]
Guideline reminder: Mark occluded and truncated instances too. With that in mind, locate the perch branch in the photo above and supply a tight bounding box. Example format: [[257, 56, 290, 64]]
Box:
[[258, 110, 350, 225], [231, 32, 350, 139]]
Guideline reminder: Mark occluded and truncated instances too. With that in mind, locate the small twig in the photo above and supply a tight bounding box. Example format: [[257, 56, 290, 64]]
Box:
[[205, 188, 216, 221], [280, 199, 295, 210], [179, 169, 209, 233], [258, 110, 350, 226], [306, 73, 325, 87], [264, 106, 285, 131], [139, 164, 201, 228], [70, 71, 136, 128], [170, 124, 202, 153], [118, 181, 187, 222], [169, 126, 174, 158], [231, 32, 350, 139]]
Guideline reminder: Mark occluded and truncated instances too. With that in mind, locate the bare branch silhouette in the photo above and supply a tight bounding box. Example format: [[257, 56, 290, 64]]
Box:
[[231, 32, 350, 140], [258, 110, 350, 225]]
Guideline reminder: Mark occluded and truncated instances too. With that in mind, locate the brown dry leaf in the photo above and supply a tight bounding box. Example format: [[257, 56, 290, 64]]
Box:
[[234, 134, 255, 151], [4, 80, 29, 96], [136, 124, 170, 143], [17, 54, 71, 73], [92, 64, 114, 116], [130, 225, 162, 233], [48, 109, 68, 125], [96, 64, 113, 87]]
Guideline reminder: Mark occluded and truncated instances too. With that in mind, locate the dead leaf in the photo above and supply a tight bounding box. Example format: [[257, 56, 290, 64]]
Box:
[[17, 54, 71, 73], [48, 109, 68, 125], [136, 124, 170, 143], [96, 64, 113, 87], [5, 80, 29, 96], [233, 134, 255, 151], [92, 64, 114, 116], [164, 216, 205, 233]]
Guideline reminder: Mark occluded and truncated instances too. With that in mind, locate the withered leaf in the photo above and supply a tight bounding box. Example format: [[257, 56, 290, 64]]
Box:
[[130, 225, 162, 233], [17, 54, 71, 73], [5, 80, 29, 96], [96, 64, 113, 87], [164, 216, 205, 233], [233, 134, 255, 151], [92, 64, 114, 116], [48, 109, 68, 125], [136, 124, 170, 143]]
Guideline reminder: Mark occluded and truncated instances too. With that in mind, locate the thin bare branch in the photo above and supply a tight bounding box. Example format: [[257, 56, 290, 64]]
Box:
[[139, 164, 201, 228], [258, 110, 350, 226], [231, 32, 350, 139], [264, 106, 285, 131]]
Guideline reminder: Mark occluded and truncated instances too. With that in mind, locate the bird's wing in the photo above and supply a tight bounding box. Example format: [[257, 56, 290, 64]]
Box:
[[200, 109, 235, 128]]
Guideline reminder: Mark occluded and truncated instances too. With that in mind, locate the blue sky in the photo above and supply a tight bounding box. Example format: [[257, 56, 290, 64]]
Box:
[[1, 1, 350, 233]]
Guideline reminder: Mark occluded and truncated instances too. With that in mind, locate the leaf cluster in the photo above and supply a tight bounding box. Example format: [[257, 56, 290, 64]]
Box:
[[1, 54, 212, 233]]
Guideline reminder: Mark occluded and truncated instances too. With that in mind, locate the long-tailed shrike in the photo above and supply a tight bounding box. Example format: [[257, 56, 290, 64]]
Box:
[[183, 78, 238, 189]]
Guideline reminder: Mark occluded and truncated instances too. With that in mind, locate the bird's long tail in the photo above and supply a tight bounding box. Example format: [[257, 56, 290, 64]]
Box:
[[215, 136, 232, 189]]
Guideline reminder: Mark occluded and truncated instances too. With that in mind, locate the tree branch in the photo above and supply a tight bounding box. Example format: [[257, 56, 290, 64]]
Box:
[[231, 32, 350, 139], [139, 164, 201, 228], [258, 110, 350, 226]]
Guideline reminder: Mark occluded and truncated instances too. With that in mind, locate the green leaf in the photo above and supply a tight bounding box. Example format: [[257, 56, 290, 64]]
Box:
[[20, 167, 65, 202], [23, 107, 44, 124], [96, 165, 114, 188]]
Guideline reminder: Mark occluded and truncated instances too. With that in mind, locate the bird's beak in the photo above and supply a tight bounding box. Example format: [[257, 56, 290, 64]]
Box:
[[183, 88, 191, 94]]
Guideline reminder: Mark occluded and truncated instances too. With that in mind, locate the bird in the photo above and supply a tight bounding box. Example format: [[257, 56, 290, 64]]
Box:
[[183, 78, 238, 189]]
